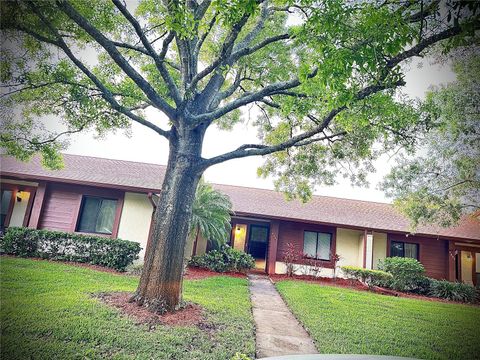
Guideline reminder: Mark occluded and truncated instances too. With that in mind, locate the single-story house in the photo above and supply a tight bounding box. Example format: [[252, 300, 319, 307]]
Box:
[[1, 154, 479, 285]]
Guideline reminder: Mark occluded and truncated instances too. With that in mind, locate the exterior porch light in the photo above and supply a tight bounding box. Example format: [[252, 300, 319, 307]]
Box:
[[16, 191, 24, 202]]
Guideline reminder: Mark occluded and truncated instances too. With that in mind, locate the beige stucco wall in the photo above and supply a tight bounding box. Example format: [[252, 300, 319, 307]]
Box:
[[372, 232, 387, 269], [185, 232, 208, 259], [9, 191, 31, 227], [117, 192, 154, 259], [275, 261, 335, 277], [336, 228, 363, 268]]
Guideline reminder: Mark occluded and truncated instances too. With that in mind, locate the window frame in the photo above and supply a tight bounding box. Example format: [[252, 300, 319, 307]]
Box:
[[75, 195, 119, 236], [389, 240, 420, 260], [303, 230, 333, 261]]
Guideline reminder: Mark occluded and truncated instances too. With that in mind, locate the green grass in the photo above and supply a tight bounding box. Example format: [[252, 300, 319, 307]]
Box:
[[0, 257, 255, 359], [276, 281, 480, 360]]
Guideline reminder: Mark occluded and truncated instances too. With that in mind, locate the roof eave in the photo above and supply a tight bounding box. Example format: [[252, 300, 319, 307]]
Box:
[[1, 171, 162, 194]]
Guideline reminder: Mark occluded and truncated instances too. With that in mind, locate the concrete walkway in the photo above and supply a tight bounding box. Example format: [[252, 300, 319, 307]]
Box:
[[248, 274, 318, 359]]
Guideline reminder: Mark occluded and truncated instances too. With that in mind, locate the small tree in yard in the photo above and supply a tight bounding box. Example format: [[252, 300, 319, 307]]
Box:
[[1, 1, 478, 312], [190, 179, 233, 256], [283, 242, 300, 277], [330, 251, 341, 280]]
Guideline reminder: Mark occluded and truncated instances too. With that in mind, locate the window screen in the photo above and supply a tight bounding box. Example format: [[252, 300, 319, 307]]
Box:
[[77, 196, 117, 234], [304, 231, 317, 258], [404, 243, 419, 259], [303, 231, 332, 260], [317, 233, 331, 260]]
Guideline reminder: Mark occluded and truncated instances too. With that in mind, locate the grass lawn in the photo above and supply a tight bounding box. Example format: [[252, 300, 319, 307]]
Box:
[[0, 257, 255, 359], [276, 280, 480, 360]]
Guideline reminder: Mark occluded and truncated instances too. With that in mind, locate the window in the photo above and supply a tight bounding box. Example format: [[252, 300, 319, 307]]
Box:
[[390, 241, 419, 260], [0, 190, 13, 231], [303, 231, 332, 260], [76, 196, 118, 235]]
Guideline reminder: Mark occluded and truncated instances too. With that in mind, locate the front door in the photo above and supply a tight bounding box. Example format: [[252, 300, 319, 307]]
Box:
[[247, 225, 269, 270]]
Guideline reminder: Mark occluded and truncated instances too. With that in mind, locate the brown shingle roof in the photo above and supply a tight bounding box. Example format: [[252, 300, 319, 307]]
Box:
[[1, 154, 165, 193], [214, 184, 480, 241], [1, 154, 479, 240]]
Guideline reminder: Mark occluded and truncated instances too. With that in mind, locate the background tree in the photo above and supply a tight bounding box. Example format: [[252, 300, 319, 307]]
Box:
[[381, 52, 480, 228], [0, 0, 478, 312], [190, 179, 232, 256]]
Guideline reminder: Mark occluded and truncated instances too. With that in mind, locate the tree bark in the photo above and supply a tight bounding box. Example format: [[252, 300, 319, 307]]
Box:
[[132, 125, 205, 313]]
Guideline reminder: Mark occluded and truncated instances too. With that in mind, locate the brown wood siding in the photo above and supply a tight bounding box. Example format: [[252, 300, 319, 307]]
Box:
[[39, 187, 80, 232], [38, 182, 124, 237], [388, 234, 449, 280], [276, 220, 337, 268]]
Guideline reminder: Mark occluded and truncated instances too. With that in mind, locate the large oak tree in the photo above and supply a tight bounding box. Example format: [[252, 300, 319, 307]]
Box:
[[1, 0, 478, 312]]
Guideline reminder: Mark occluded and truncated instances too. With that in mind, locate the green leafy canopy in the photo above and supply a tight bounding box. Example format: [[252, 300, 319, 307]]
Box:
[[0, 0, 478, 197], [381, 50, 480, 228]]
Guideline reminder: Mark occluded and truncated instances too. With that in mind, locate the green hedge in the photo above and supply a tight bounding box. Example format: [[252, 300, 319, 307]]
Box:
[[378, 257, 426, 292], [1, 227, 141, 271], [189, 244, 255, 273], [341, 266, 393, 287], [429, 279, 478, 303]]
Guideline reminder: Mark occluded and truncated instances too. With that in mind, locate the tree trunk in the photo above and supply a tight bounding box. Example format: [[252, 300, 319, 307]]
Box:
[[132, 126, 205, 313]]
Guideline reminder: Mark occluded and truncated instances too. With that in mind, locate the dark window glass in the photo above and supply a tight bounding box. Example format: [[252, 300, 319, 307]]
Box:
[[0, 190, 13, 231], [303, 231, 332, 260], [390, 241, 418, 260], [250, 226, 269, 243], [390, 241, 404, 257], [77, 196, 117, 234]]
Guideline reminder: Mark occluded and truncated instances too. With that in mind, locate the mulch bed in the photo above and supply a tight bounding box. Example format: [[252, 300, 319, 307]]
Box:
[[96, 292, 207, 330], [270, 273, 367, 290]]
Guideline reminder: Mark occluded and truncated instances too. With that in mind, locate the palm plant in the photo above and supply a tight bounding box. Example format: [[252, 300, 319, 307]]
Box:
[[190, 179, 233, 255]]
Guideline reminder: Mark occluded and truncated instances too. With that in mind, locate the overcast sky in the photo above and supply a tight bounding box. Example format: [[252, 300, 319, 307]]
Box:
[[63, 58, 456, 203]]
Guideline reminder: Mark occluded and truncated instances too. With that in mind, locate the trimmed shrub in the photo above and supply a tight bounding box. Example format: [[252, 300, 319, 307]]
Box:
[[429, 279, 478, 303], [189, 244, 255, 273], [125, 262, 144, 276], [1, 227, 141, 271], [341, 266, 393, 288], [378, 257, 426, 292]]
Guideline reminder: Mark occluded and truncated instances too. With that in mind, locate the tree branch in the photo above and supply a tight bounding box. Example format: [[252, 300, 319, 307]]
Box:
[[111, 41, 149, 55], [387, 24, 464, 68], [199, 76, 407, 170], [111, 0, 182, 107], [229, 33, 291, 63], [192, 68, 318, 124], [188, 12, 252, 95], [22, 5, 170, 139], [198, 106, 344, 170], [57, 0, 176, 119]]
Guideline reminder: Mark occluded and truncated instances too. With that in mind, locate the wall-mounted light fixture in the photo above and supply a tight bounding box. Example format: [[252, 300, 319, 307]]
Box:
[[235, 226, 241, 233], [16, 191, 28, 202]]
